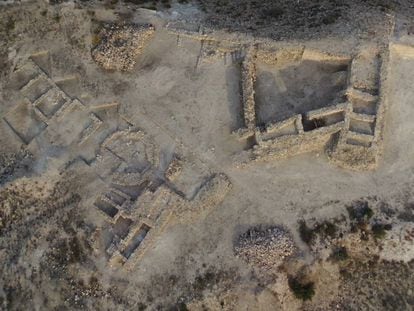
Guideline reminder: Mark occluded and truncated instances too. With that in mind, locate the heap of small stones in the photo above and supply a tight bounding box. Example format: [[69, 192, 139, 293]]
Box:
[[234, 226, 296, 273], [92, 23, 155, 71]]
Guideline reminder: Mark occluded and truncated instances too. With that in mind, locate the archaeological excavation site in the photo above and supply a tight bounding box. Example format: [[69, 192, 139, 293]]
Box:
[[2, 0, 414, 310]]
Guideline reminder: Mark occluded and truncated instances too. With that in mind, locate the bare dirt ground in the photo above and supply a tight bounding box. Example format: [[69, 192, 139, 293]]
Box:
[[1, 0, 414, 310]]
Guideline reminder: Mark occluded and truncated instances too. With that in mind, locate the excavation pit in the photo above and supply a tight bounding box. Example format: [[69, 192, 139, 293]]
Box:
[[255, 59, 349, 125]]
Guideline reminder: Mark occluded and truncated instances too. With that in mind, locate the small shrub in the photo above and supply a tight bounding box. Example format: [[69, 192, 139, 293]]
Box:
[[329, 246, 349, 262], [161, 0, 171, 8], [314, 221, 337, 238], [322, 11, 340, 25], [397, 203, 414, 222], [347, 201, 374, 223], [170, 302, 188, 311], [398, 211, 414, 222], [298, 220, 314, 245], [288, 277, 315, 301], [265, 7, 284, 18], [91, 34, 101, 47], [6, 17, 15, 32], [298, 219, 338, 245], [371, 223, 392, 239]]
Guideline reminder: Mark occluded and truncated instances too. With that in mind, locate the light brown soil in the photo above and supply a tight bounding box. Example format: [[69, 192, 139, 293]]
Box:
[[1, 1, 414, 310]]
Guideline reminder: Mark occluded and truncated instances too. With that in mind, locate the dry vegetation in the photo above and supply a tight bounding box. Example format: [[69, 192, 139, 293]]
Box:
[[1, 0, 414, 309]]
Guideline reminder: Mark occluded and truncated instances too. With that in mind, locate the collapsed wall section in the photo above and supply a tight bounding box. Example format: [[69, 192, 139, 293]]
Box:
[[243, 103, 347, 165]]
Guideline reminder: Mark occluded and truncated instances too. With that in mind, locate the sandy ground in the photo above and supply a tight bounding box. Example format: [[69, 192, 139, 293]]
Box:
[[1, 1, 414, 310]]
